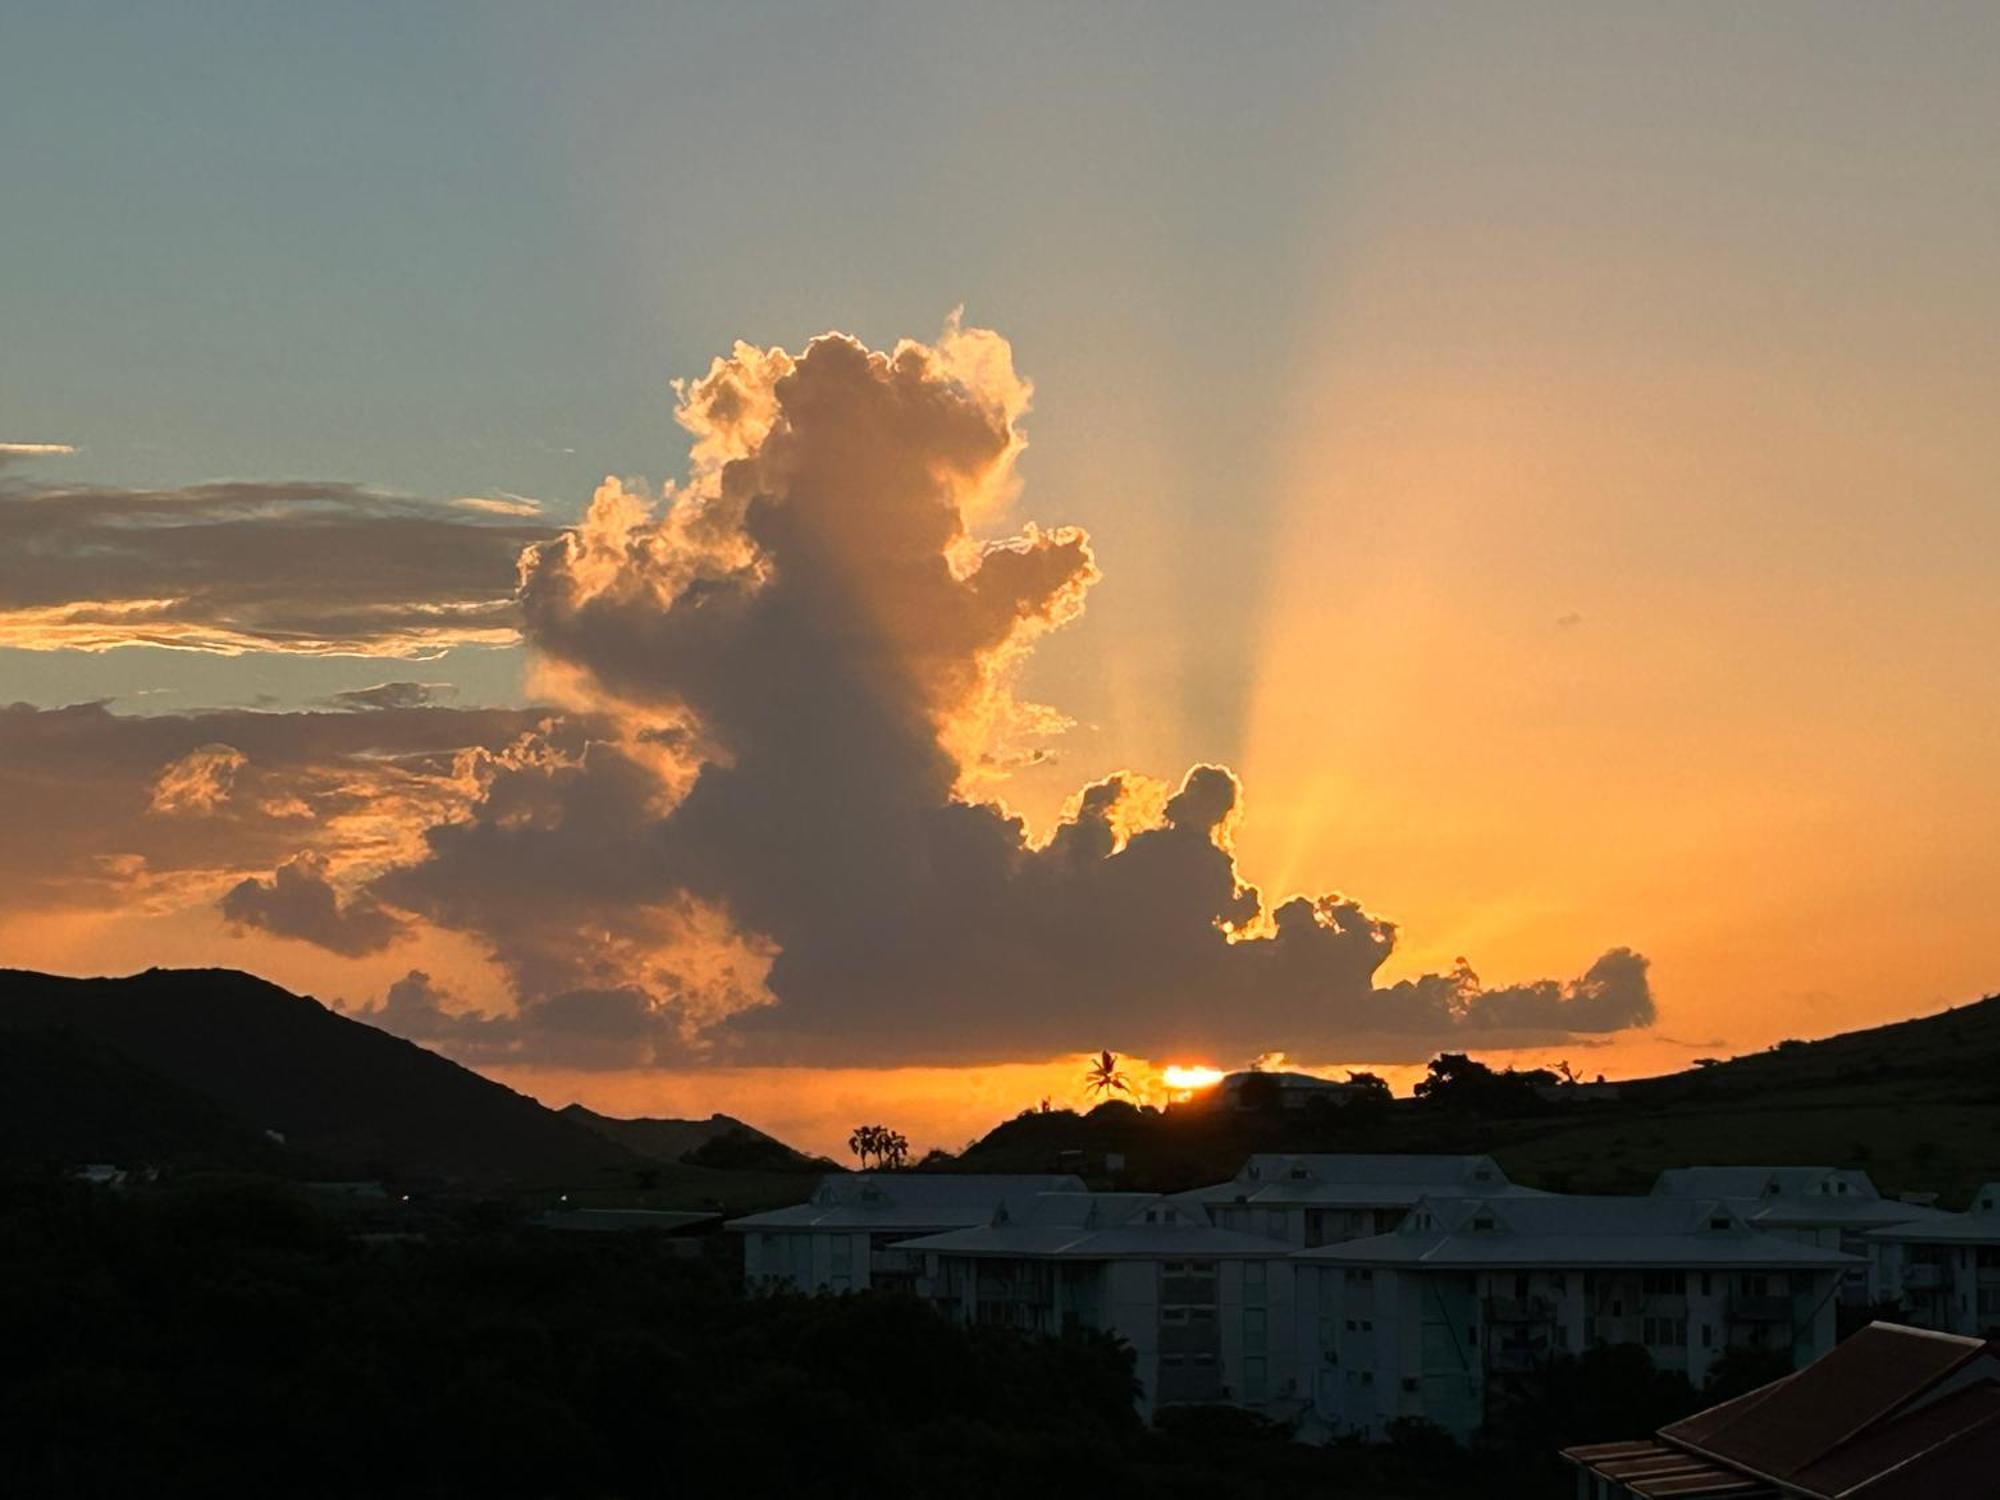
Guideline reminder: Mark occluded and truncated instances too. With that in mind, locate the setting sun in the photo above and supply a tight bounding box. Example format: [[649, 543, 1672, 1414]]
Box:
[[1160, 1065, 1225, 1092]]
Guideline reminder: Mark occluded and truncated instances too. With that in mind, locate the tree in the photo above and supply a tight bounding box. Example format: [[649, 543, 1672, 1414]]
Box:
[[847, 1124, 908, 1171], [1236, 1070, 1282, 1113], [1084, 1050, 1131, 1099], [848, 1124, 884, 1169], [1343, 1071, 1393, 1115]]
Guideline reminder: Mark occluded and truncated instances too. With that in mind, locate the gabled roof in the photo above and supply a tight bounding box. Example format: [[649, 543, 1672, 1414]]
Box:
[[897, 1191, 1292, 1260], [1297, 1193, 1862, 1270], [1177, 1153, 1538, 1209], [725, 1173, 1086, 1232], [1654, 1166, 1881, 1202], [1864, 1182, 2000, 1244], [1650, 1323, 2000, 1498]]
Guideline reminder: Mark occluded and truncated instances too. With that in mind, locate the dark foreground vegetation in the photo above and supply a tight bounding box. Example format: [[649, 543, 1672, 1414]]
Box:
[[4, 1175, 1786, 1500]]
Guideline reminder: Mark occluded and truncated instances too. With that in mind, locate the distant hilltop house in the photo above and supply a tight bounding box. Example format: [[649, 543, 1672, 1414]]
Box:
[[1212, 1070, 1367, 1111]]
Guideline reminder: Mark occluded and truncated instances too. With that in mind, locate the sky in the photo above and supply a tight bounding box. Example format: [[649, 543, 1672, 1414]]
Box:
[[4, 5, 1997, 1158]]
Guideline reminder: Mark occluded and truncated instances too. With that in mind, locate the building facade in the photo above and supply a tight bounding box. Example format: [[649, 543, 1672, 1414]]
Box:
[[727, 1173, 1084, 1294], [900, 1191, 1300, 1418], [1867, 1182, 2000, 1337], [1295, 1195, 1856, 1442], [1177, 1153, 1540, 1250]]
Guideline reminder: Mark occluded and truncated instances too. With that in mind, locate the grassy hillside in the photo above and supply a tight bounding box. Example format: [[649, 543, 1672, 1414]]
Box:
[[0, 967, 642, 1187], [956, 993, 2000, 1205]]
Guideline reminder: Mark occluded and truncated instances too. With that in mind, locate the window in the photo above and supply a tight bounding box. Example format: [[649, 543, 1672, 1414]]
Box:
[[1472, 1214, 1496, 1231], [830, 1236, 853, 1270], [1700, 1274, 1712, 1297], [1401, 1376, 1419, 1392], [1244, 1260, 1268, 1293], [1642, 1271, 1682, 1296], [1243, 1356, 1268, 1402], [1244, 1308, 1268, 1346], [1702, 1324, 1713, 1348], [1642, 1317, 1687, 1347]]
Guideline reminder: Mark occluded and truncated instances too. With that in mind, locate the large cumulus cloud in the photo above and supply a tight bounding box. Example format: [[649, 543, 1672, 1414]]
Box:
[[357, 321, 1655, 1066]]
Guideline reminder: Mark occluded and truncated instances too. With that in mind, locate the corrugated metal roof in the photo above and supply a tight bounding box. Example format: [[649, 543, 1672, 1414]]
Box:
[[1296, 1193, 1861, 1269], [1663, 1323, 1989, 1487], [725, 1173, 1085, 1232]]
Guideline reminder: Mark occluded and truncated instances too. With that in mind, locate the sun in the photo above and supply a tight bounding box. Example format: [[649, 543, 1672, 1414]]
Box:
[[1161, 1064, 1225, 1092]]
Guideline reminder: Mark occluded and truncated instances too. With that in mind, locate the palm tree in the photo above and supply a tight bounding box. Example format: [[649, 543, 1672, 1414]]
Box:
[[880, 1129, 910, 1170], [848, 1124, 881, 1169], [1084, 1049, 1131, 1099]]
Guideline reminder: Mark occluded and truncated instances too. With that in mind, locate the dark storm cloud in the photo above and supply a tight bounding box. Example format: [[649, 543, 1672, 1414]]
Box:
[[325, 681, 459, 711], [222, 851, 409, 956], [0, 478, 552, 656], [358, 322, 1655, 1067]]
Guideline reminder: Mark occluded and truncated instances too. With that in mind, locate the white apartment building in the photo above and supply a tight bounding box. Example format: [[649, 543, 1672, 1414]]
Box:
[[1866, 1181, 2000, 1337], [727, 1173, 1083, 1294], [899, 1191, 1300, 1418], [1177, 1153, 1542, 1249], [1295, 1194, 1857, 1442], [1652, 1165, 1948, 1302]]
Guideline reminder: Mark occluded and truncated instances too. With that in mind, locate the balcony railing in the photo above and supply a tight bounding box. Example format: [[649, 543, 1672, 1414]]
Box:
[[1726, 1295, 1793, 1323], [1485, 1296, 1556, 1323]]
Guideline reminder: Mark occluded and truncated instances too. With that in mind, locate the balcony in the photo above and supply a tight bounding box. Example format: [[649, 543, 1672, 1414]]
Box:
[[1903, 1264, 1945, 1291], [1487, 1334, 1551, 1373], [870, 1248, 922, 1276], [1726, 1295, 1793, 1323], [1485, 1296, 1556, 1323]]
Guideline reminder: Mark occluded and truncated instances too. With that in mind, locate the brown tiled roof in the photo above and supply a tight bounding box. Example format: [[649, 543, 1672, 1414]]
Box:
[[1568, 1325, 2000, 1500], [1559, 1440, 1779, 1496], [1662, 1323, 1985, 1480]]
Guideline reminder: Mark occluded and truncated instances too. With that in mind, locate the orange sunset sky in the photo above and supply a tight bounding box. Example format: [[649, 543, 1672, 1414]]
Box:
[[3, 7, 1996, 1158]]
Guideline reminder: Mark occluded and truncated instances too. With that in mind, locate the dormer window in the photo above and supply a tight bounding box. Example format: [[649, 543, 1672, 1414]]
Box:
[[1708, 1215, 1731, 1231], [1247, 1165, 1261, 1180], [1472, 1167, 1493, 1182], [1290, 1166, 1311, 1180], [1471, 1215, 1496, 1231]]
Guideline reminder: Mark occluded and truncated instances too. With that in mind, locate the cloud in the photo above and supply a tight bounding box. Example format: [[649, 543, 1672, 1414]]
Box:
[[0, 699, 554, 917], [452, 493, 543, 517], [221, 850, 409, 956], [325, 681, 459, 712], [0, 479, 552, 656], [359, 320, 1654, 1068], [149, 743, 247, 815], [0, 442, 77, 469]]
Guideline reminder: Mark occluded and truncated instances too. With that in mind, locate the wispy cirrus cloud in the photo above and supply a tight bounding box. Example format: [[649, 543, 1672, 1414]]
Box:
[[0, 479, 552, 656], [0, 442, 77, 469]]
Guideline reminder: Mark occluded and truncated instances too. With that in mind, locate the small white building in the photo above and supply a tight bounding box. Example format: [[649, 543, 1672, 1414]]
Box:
[[900, 1191, 1300, 1418], [1214, 1070, 1366, 1112], [1177, 1153, 1541, 1249], [1652, 1165, 1947, 1302], [727, 1173, 1084, 1294], [1295, 1193, 1857, 1443], [1866, 1181, 2000, 1338]]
